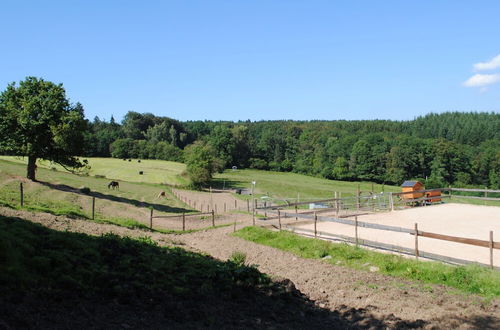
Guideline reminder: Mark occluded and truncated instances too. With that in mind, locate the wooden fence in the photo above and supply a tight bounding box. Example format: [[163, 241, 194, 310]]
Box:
[[260, 208, 499, 269]]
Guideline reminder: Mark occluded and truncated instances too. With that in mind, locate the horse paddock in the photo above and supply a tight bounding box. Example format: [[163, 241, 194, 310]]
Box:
[[292, 203, 500, 266]]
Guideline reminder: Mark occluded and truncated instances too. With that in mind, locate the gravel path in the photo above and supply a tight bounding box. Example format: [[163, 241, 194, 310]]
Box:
[[2, 206, 499, 329]]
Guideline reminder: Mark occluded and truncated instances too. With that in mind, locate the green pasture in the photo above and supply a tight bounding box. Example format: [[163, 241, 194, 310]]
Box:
[[214, 169, 399, 200], [0, 159, 193, 220], [0, 156, 188, 186]]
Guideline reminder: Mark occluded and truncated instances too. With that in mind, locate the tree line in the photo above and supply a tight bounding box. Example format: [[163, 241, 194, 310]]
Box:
[[1, 77, 499, 188], [85, 111, 499, 188]]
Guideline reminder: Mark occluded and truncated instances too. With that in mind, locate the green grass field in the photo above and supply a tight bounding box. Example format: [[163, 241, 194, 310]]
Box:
[[0, 156, 188, 186], [0, 159, 194, 224], [214, 169, 399, 200]]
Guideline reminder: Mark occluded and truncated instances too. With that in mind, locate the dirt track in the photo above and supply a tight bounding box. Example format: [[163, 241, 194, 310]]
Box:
[[1, 206, 499, 329]]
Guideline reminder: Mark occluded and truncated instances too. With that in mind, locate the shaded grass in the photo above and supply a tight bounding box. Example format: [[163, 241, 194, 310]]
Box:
[[234, 226, 500, 298]]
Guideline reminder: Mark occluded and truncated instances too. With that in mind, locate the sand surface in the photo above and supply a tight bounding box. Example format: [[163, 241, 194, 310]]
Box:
[[294, 203, 500, 266]]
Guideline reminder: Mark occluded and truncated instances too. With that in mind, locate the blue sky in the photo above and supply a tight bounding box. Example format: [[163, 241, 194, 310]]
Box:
[[1, 0, 499, 122]]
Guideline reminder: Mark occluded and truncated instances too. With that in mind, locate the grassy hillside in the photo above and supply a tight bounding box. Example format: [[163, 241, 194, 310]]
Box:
[[0, 159, 193, 224], [214, 169, 399, 200], [0, 156, 188, 186], [0, 214, 346, 328]]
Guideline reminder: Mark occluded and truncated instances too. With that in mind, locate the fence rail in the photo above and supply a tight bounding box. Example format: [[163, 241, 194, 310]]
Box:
[[259, 207, 498, 269]]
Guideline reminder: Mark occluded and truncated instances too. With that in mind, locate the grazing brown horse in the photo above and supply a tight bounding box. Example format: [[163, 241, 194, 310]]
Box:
[[156, 191, 167, 199], [108, 181, 119, 190]]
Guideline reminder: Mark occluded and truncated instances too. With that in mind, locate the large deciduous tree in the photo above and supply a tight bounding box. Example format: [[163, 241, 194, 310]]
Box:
[[0, 77, 87, 181]]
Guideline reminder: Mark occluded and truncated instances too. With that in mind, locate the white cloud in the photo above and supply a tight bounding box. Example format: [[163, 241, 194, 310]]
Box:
[[463, 73, 500, 87], [473, 54, 500, 71]]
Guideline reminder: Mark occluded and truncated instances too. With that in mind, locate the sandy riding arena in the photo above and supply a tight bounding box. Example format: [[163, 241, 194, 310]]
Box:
[[293, 203, 500, 266]]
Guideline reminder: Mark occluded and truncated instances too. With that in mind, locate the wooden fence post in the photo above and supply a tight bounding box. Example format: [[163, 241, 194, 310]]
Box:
[[149, 208, 153, 230], [338, 193, 342, 215], [264, 201, 267, 218], [278, 209, 281, 231], [182, 213, 185, 231], [224, 202, 226, 212], [252, 210, 255, 226], [194, 201, 196, 210], [234, 199, 237, 209], [414, 223, 419, 260], [295, 205, 298, 221], [314, 212, 317, 237], [389, 193, 394, 211], [92, 197, 95, 220], [490, 231, 494, 269], [247, 199, 250, 212], [355, 216, 359, 247], [233, 219, 236, 232], [335, 192, 339, 216], [20, 182, 24, 207], [211, 210, 215, 227], [357, 184, 360, 211]]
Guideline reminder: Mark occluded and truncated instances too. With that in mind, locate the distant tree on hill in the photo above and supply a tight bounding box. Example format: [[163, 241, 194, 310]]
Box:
[[184, 141, 221, 188], [0, 77, 87, 181]]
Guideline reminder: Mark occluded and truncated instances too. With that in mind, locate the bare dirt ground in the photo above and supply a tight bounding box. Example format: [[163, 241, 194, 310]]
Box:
[[1, 206, 499, 329], [294, 203, 500, 266]]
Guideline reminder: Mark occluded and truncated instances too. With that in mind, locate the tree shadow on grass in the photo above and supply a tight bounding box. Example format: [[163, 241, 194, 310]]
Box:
[[38, 181, 192, 214], [0, 214, 435, 329]]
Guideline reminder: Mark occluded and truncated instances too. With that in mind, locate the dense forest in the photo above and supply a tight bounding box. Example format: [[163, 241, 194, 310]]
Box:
[[83, 112, 500, 188]]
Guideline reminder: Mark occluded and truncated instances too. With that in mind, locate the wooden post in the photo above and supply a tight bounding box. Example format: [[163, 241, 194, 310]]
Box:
[[233, 219, 236, 232], [357, 184, 360, 211], [389, 193, 394, 211], [20, 182, 24, 207], [182, 213, 186, 231], [335, 192, 339, 216], [211, 210, 215, 227], [247, 199, 250, 212], [338, 193, 342, 215], [295, 205, 298, 221], [92, 197, 95, 220], [224, 202, 226, 212], [149, 208, 153, 230], [264, 201, 267, 218], [252, 210, 255, 226], [414, 223, 419, 260], [355, 216, 359, 247], [278, 209, 281, 231], [490, 231, 494, 269], [314, 212, 317, 237], [234, 199, 237, 209]]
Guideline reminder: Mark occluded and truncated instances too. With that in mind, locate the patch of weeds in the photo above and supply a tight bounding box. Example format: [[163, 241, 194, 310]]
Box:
[[230, 251, 247, 266]]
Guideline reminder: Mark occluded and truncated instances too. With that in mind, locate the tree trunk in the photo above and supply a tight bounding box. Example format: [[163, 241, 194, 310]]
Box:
[[27, 156, 37, 181]]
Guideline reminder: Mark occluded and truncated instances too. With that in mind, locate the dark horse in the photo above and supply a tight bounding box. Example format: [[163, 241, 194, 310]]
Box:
[[108, 181, 119, 190]]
